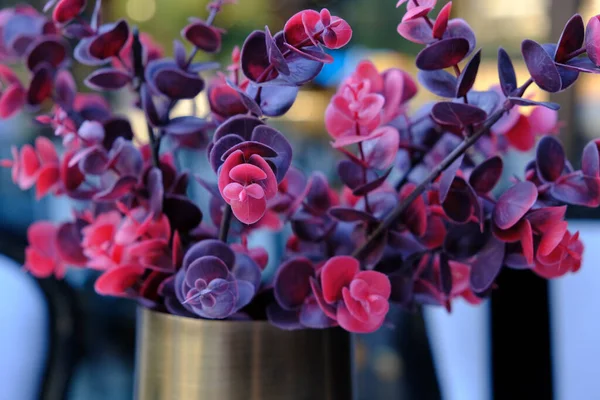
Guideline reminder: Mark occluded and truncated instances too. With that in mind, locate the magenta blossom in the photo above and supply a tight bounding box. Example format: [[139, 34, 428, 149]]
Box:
[[315, 256, 391, 333]]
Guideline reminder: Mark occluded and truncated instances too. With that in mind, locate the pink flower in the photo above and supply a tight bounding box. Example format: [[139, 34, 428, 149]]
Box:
[[81, 211, 125, 270], [24, 221, 66, 278], [218, 149, 278, 224], [1, 137, 61, 198], [316, 256, 391, 333], [0, 65, 25, 119], [534, 230, 583, 279]]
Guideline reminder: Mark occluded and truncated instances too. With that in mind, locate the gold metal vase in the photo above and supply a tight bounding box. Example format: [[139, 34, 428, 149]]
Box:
[[134, 307, 353, 400]]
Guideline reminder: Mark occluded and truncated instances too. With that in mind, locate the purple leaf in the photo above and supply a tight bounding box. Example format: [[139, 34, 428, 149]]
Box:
[[464, 90, 500, 115], [443, 19, 476, 54], [470, 236, 505, 292], [299, 298, 335, 329], [163, 194, 203, 231], [273, 257, 314, 310], [266, 47, 324, 86], [582, 141, 600, 177], [498, 47, 517, 96], [102, 117, 134, 149], [221, 141, 277, 164], [265, 26, 289, 76], [536, 136, 565, 182], [442, 177, 474, 224], [416, 38, 470, 71], [557, 57, 600, 73], [550, 174, 600, 207], [439, 154, 464, 203], [55, 69, 76, 108], [94, 176, 137, 201], [397, 18, 435, 45], [521, 39, 562, 93], [506, 97, 560, 110], [417, 69, 457, 98], [469, 156, 503, 194], [89, 20, 129, 60], [164, 116, 210, 136], [283, 43, 334, 64], [147, 167, 164, 217], [182, 20, 221, 53], [241, 30, 270, 82], [154, 68, 205, 100], [353, 168, 393, 196], [173, 40, 187, 69], [586, 16, 600, 66], [555, 14, 585, 63], [27, 64, 53, 106], [431, 102, 487, 128], [443, 222, 487, 260], [213, 115, 264, 142], [251, 125, 293, 181], [141, 85, 161, 126], [329, 207, 378, 223], [456, 49, 481, 97], [56, 221, 87, 265], [493, 181, 538, 230], [246, 82, 298, 117], [439, 253, 452, 296], [26, 36, 67, 71], [225, 79, 262, 116], [209, 134, 244, 172], [266, 303, 302, 330], [85, 68, 131, 90]]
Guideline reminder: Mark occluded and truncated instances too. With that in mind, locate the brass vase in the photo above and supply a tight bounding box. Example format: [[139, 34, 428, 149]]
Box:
[[134, 307, 353, 400]]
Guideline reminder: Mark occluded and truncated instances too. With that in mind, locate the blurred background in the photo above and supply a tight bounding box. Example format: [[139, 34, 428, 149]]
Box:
[[1, 0, 600, 399]]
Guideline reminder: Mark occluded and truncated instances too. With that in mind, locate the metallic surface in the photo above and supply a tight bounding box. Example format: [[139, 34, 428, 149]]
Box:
[[135, 308, 353, 400]]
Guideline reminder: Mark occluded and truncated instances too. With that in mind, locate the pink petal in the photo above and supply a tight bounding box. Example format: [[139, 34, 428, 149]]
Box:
[[320, 255, 360, 304], [341, 287, 369, 322], [223, 182, 245, 202], [25, 247, 56, 278], [27, 221, 58, 258], [367, 295, 389, 316], [36, 164, 60, 199], [0, 84, 26, 119], [354, 270, 392, 298], [355, 61, 384, 92], [325, 17, 352, 49], [528, 106, 558, 135], [94, 264, 145, 297], [325, 100, 355, 138], [18, 144, 41, 189], [230, 192, 267, 225], [336, 302, 386, 333], [506, 114, 535, 152], [539, 221, 569, 256], [218, 149, 245, 196], [362, 126, 400, 170], [357, 93, 385, 125], [245, 183, 265, 199], [249, 154, 278, 199], [35, 137, 59, 164], [520, 219, 534, 265], [349, 278, 370, 301]]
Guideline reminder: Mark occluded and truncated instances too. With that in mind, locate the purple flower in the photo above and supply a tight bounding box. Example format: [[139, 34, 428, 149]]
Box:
[[160, 239, 261, 319]]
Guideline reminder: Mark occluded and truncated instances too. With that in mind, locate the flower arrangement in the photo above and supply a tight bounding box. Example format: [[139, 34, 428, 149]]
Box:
[[1, 0, 599, 334]]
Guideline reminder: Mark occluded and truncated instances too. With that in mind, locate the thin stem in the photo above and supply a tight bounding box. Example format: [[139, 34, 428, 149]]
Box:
[[564, 47, 586, 60], [352, 80, 534, 261], [219, 205, 233, 242], [132, 28, 160, 167]]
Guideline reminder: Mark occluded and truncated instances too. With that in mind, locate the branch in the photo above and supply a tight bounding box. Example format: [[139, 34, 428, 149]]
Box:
[[351, 78, 533, 261]]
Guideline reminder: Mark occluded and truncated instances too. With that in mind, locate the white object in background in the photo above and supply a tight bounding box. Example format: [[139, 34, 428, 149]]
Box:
[[0, 255, 48, 400], [550, 220, 600, 400], [423, 300, 492, 400]]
